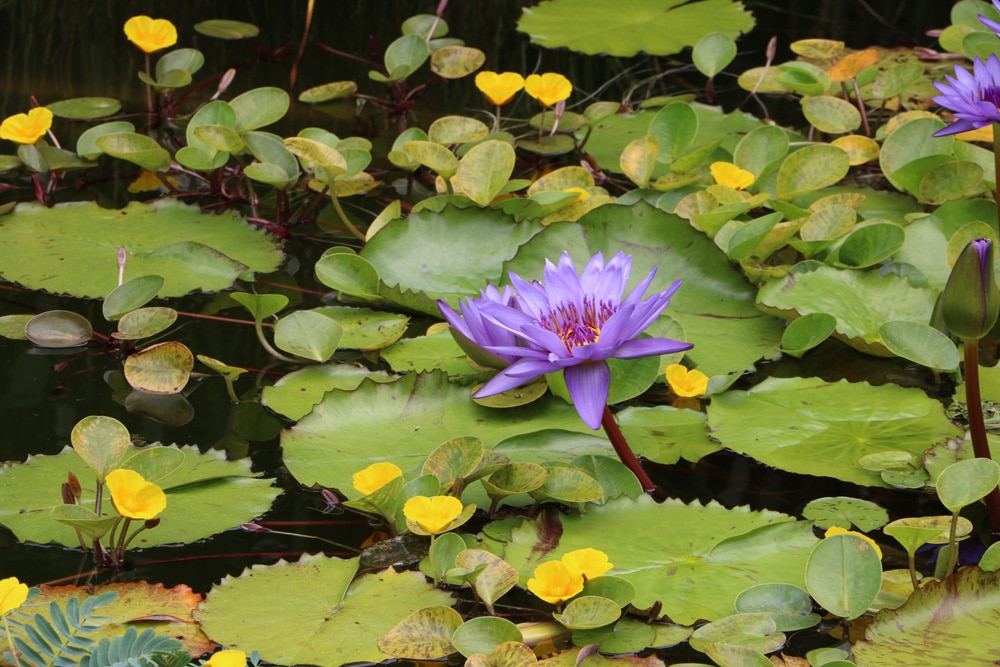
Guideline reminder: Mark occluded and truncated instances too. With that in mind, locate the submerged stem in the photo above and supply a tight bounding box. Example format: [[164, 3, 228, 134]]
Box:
[[962, 338, 1000, 534]]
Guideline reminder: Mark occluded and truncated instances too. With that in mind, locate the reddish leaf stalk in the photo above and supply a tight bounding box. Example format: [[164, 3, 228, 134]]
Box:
[[601, 405, 667, 501], [962, 338, 1000, 535]]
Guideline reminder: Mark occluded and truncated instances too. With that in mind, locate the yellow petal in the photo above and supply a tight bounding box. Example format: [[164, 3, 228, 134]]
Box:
[[709, 162, 754, 191], [203, 650, 248, 667], [527, 560, 584, 604], [352, 462, 403, 496], [0, 107, 54, 145], [475, 71, 525, 106], [403, 495, 463, 534], [824, 525, 882, 559], [0, 577, 29, 616], [665, 364, 709, 398], [124, 15, 178, 54], [561, 548, 613, 579], [524, 73, 572, 107], [106, 468, 167, 520]]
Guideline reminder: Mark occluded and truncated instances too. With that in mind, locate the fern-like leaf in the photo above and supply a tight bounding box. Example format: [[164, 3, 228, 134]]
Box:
[[80, 626, 184, 667]]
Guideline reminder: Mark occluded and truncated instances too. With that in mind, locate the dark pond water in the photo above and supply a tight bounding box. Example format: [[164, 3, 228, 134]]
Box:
[[0, 0, 969, 664]]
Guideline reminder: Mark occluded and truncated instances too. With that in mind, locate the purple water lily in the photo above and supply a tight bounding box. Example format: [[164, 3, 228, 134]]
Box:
[[932, 53, 1000, 136], [439, 251, 692, 429]]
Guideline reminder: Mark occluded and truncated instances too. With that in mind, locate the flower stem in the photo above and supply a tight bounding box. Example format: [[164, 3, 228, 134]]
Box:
[[601, 405, 665, 499], [962, 338, 1000, 534], [994, 123, 1000, 232]]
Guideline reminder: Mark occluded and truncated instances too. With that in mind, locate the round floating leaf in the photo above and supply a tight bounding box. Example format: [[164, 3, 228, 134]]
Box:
[[554, 596, 622, 630], [734, 125, 789, 179], [198, 555, 454, 666], [780, 312, 837, 356], [517, 0, 755, 57], [403, 140, 459, 176], [193, 19, 260, 39], [878, 320, 959, 371], [879, 117, 951, 192], [430, 45, 485, 79], [649, 102, 698, 162], [805, 534, 882, 619], [883, 517, 953, 555], [734, 583, 820, 632], [451, 616, 522, 658], [688, 612, 783, 654], [103, 275, 165, 321], [123, 341, 194, 394], [620, 135, 659, 188], [852, 568, 1000, 667], [378, 605, 463, 660], [828, 220, 905, 268], [709, 377, 960, 486], [71, 415, 131, 482], [299, 81, 358, 103], [284, 137, 346, 173], [422, 436, 484, 489], [529, 464, 603, 503], [193, 124, 245, 153], [482, 462, 548, 501], [801, 496, 889, 531], [580, 575, 635, 607], [315, 251, 381, 299], [831, 134, 880, 165], [693, 32, 737, 78], [936, 457, 1000, 512], [157, 49, 204, 78], [230, 292, 288, 321], [776, 145, 851, 200], [112, 306, 177, 341], [371, 34, 429, 83], [274, 310, 343, 362], [0, 444, 278, 547], [454, 549, 519, 613], [428, 116, 490, 145], [0, 200, 282, 298], [918, 160, 984, 205], [230, 87, 289, 132], [801, 96, 861, 134], [453, 140, 516, 206], [94, 132, 171, 171], [0, 314, 32, 340], [47, 97, 121, 120], [312, 305, 409, 350], [24, 310, 92, 347], [244, 161, 297, 187], [48, 505, 117, 541]]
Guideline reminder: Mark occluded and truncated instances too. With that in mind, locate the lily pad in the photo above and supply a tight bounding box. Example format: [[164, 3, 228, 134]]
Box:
[[708, 377, 960, 486], [195, 556, 453, 667], [0, 445, 279, 547], [853, 568, 1000, 667], [492, 496, 816, 625], [0, 200, 282, 298], [260, 365, 398, 421], [517, 0, 755, 57]]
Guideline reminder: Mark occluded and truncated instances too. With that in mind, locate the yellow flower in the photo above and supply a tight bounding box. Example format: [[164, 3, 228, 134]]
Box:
[[527, 560, 584, 605], [475, 71, 525, 106], [352, 462, 403, 496], [124, 15, 178, 54], [403, 495, 463, 534], [565, 187, 591, 202], [203, 649, 247, 667], [665, 364, 709, 398], [824, 526, 883, 559], [106, 469, 167, 521], [561, 548, 613, 580], [709, 161, 754, 191], [524, 73, 572, 107], [0, 107, 53, 145], [0, 577, 29, 616], [127, 171, 178, 193]]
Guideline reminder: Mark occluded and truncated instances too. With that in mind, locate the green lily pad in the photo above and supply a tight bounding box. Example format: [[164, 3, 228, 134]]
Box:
[[493, 496, 816, 625], [708, 377, 960, 486], [0, 200, 282, 298], [852, 568, 1000, 667], [805, 534, 882, 619], [452, 616, 523, 658], [24, 310, 92, 347], [801, 496, 889, 531], [757, 262, 938, 356], [47, 97, 121, 120], [196, 556, 453, 667], [113, 307, 178, 340], [193, 19, 260, 39], [517, 0, 755, 57], [260, 365, 397, 421], [502, 201, 783, 377], [123, 341, 194, 394], [274, 310, 343, 362], [878, 320, 959, 371], [378, 605, 464, 660], [103, 275, 165, 321], [0, 445, 278, 547], [734, 583, 821, 631]]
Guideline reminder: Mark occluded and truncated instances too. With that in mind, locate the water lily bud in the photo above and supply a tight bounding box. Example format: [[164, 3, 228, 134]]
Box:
[[61, 482, 75, 505], [940, 238, 1000, 340], [144, 517, 160, 530], [68, 471, 82, 499]]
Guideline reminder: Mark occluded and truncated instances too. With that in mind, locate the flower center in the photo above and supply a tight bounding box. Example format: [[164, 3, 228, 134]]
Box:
[[540, 297, 616, 351]]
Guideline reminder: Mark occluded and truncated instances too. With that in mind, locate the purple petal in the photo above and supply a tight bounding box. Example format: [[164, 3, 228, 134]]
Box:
[[564, 362, 611, 429], [474, 359, 560, 396], [612, 336, 693, 359]]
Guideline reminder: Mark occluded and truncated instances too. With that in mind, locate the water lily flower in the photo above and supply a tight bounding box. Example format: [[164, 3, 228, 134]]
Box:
[[980, 0, 1000, 38], [124, 15, 178, 54], [203, 650, 247, 667], [931, 54, 1000, 136], [106, 468, 167, 521], [352, 462, 403, 496], [665, 364, 709, 398], [0, 107, 53, 145], [475, 71, 525, 106], [940, 238, 999, 340], [440, 284, 520, 369], [0, 577, 28, 616], [524, 73, 572, 107], [561, 548, 613, 580], [439, 251, 692, 429], [526, 560, 584, 605], [709, 161, 754, 190], [403, 495, 464, 534], [824, 526, 882, 559]]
